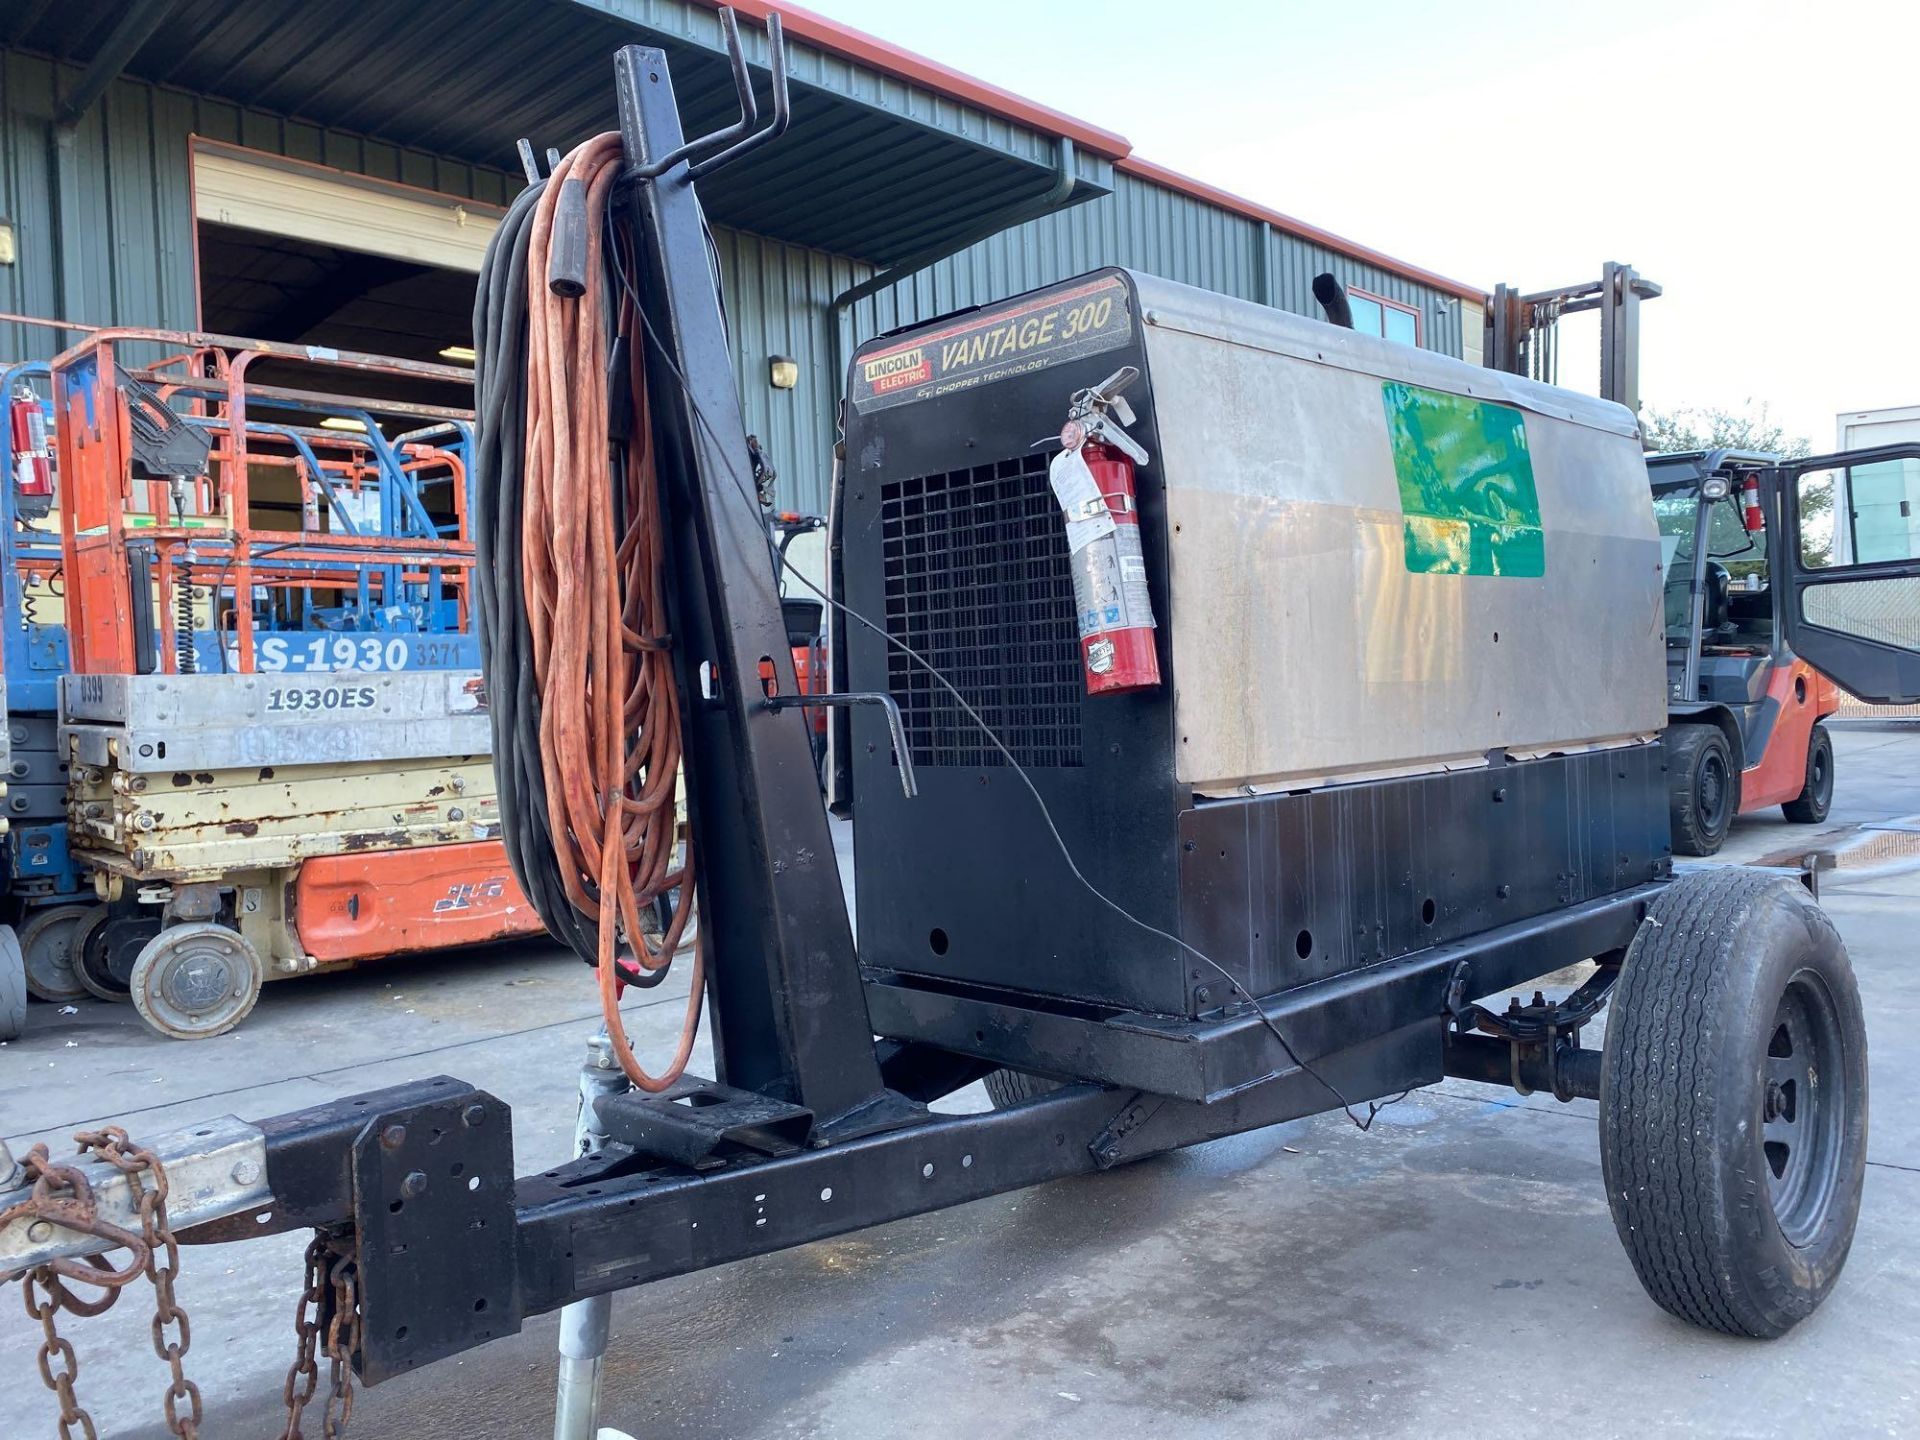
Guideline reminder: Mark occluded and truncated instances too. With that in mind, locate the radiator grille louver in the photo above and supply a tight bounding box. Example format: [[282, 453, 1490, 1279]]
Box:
[[879, 452, 1083, 768]]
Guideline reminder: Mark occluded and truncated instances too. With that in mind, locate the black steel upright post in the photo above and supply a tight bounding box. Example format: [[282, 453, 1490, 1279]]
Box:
[[613, 41, 893, 1131]]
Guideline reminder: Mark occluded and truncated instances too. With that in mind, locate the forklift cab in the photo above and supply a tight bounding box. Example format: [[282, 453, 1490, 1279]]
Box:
[[1651, 449, 1785, 710], [1647, 444, 1920, 853]]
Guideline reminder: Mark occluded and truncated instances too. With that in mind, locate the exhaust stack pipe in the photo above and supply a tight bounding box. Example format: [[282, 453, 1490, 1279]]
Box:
[[1312, 272, 1354, 329]]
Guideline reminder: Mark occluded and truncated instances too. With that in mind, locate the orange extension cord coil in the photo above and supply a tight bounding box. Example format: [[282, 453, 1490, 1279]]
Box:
[[523, 133, 700, 1092]]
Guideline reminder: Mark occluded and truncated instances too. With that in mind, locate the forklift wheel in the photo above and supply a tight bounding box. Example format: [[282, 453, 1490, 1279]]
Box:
[[128, 923, 264, 1041], [1667, 724, 1736, 857], [1600, 867, 1866, 1337], [0, 925, 25, 1040], [1781, 722, 1835, 825], [983, 1069, 1061, 1108], [19, 904, 98, 1003]]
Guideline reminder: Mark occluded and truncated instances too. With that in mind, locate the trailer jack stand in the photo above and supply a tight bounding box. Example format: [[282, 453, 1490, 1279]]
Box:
[[553, 1033, 633, 1440], [554, 1293, 618, 1440]]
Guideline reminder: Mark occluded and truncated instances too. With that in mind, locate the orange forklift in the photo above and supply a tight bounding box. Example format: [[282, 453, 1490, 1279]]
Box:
[[1485, 266, 1913, 856], [1649, 451, 1840, 853]]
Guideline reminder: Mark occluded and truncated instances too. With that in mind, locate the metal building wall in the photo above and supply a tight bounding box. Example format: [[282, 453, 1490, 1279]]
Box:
[[708, 226, 870, 513], [0, 52, 518, 357], [853, 171, 1463, 373], [0, 52, 1467, 520], [717, 173, 1469, 515]]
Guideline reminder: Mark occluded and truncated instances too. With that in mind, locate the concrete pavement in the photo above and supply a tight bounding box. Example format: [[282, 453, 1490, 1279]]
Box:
[[5, 721, 1917, 1438]]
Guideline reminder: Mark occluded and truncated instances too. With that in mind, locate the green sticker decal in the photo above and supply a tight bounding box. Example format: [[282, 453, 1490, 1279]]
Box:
[[1382, 382, 1544, 578]]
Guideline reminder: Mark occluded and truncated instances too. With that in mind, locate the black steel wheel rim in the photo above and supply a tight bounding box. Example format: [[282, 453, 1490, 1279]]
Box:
[[1699, 750, 1730, 829], [1810, 741, 1832, 808], [78, 914, 131, 996], [1762, 969, 1848, 1247]]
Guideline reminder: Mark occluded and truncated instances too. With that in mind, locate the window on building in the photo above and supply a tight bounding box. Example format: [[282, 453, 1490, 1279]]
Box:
[[1347, 288, 1421, 347]]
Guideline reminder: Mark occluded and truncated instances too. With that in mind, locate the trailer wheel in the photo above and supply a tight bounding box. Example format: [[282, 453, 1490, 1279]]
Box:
[[1600, 867, 1867, 1337], [1781, 722, 1834, 825], [983, 1069, 1060, 1108], [128, 923, 264, 1041], [0, 925, 25, 1040], [19, 903, 97, 1003], [1667, 723, 1736, 856]]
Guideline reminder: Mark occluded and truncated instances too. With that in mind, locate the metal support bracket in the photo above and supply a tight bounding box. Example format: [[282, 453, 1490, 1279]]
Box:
[[763, 691, 916, 796], [1443, 963, 1620, 1103], [348, 1085, 519, 1383], [1088, 1092, 1159, 1169], [614, 32, 896, 1127], [596, 1076, 814, 1169]]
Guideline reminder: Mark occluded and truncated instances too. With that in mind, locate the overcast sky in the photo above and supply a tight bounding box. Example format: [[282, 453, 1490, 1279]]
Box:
[[808, 0, 1912, 448]]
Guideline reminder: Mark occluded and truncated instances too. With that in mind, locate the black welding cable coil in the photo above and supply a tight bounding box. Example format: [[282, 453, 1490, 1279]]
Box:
[[473, 161, 688, 998], [472, 180, 600, 967]]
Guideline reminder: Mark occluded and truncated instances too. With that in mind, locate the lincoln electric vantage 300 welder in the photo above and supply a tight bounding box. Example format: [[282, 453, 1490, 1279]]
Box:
[[7, 17, 1915, 1433]]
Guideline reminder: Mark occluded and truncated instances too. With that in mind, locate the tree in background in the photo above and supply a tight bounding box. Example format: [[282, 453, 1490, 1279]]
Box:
[[1641, 399, 1831, 569], [1641, 399, 1812, 460]]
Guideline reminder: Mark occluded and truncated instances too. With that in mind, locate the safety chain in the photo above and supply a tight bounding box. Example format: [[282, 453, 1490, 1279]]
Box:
[[0, 1126, 200, 1438], [283, 1229, 360, 1439]]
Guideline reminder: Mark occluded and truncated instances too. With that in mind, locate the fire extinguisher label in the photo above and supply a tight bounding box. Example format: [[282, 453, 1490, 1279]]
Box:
[[1048, 446, 1117, 554], [1072, 526, 1155, 638]]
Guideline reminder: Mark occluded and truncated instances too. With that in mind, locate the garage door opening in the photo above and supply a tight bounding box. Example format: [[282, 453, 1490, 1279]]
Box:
[[191, 142, 502, 407], [197, 222, 476, 368], [186, 144, 497, 573]]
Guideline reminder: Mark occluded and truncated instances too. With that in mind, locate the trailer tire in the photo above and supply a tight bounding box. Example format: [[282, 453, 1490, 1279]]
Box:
[[0, 925, 25, 1040], [128, 923, 264, 1041], [1600, 867, 1867, 1338], [983, 1069, 1060, 1109], [20, 903, 97, 1003], [1667, 723, 1736, 857], [1781, 722, 1834, 825]]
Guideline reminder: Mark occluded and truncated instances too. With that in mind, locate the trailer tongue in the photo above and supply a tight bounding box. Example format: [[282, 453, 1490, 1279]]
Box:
[[4, 11, 1912, 1437]]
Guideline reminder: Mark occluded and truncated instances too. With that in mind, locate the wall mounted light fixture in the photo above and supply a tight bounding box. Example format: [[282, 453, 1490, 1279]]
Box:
[[768, 355, 798, 390]]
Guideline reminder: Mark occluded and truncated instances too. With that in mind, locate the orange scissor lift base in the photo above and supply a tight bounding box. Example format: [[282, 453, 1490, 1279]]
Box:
[[297, 843, 545, 968]]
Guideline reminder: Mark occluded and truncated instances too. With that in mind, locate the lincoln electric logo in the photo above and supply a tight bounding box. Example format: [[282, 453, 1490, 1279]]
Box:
[[850, 275, 1131, 414], [862, 346, 928, 393]]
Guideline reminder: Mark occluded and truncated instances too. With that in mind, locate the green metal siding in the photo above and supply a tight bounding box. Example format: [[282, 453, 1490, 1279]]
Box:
[[710, 226, 870, 507], [720, 174, 1468, 515], [0, 54, 1466, 519], [0, 51, 517, 354], [851, 172, 1463, 374]]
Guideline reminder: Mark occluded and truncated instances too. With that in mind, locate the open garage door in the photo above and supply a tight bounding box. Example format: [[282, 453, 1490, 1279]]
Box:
[[192, 142, 502, 366]]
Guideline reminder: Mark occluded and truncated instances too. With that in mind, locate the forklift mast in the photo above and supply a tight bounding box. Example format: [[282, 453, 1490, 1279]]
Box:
[[1485, 262, 1662, 413]]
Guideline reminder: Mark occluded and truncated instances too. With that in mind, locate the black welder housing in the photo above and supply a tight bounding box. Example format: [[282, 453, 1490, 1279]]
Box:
[[839, 269, 1670, 1102]]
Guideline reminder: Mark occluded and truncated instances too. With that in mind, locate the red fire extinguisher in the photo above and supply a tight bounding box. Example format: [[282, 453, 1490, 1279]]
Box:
[[1741, 473, 1765, 532], [9, 383, 55, 518], [1051, 366, 1160, 697], [1072, 439, 1160, 695]]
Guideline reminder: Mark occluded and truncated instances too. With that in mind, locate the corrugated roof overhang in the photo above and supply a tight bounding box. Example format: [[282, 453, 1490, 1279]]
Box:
[[0, 0, 1114, 265]]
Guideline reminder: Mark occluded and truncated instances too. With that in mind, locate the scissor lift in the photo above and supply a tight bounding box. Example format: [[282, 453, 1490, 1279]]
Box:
[[1, 330, 542, 1035]]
